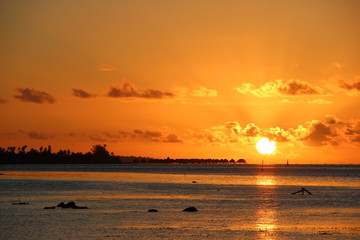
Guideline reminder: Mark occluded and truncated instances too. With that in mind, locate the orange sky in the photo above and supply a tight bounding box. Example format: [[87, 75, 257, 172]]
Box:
[[1, 0, 359, 164]]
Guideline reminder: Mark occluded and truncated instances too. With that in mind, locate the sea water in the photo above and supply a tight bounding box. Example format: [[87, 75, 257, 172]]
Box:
[[0, 164, 359, 240]]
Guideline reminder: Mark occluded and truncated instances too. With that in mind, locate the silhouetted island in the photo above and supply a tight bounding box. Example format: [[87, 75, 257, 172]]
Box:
[[0, 145, 247, 165]]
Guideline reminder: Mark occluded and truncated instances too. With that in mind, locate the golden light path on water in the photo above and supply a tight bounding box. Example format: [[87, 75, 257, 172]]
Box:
[[255, 175, 278, 240]]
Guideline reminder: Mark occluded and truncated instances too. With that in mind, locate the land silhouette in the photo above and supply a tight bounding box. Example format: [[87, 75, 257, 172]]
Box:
[[0, 145, 247, 165]]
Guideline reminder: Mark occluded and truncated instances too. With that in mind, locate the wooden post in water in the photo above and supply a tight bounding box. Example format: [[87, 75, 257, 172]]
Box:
[[261, 160, 264, 171]]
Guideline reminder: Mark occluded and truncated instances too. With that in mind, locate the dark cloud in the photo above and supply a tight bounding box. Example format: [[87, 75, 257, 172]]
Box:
[[0, 97, 9, 104], [72, 89, 96, 98], [134, 129, 162, 141], [89, 134, 108, 142], [338, 78, 360, 91], [325, 115, 342, 125], [27, 131, 54, 140], [107, 81, 175, 99], [300, 121, 338, 146], [163, 134, 182, 143], [14, 88, 56, 104], [141, 89, 174, 99], [87, 129, 181, 144], [345, 120, 360, 143], [278, 79, 325, 95]]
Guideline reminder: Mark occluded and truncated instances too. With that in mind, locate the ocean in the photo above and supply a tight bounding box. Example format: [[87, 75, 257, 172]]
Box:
[[0, 164, 359, 239]]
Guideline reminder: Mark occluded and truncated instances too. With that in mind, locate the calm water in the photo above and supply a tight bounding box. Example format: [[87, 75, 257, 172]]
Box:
[[0, 164, 359, 240]]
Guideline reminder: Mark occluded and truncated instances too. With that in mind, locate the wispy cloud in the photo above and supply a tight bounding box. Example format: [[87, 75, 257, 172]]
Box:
[[326, 75, 360, 96], [345, 119, 360, 143], [27, 131, 55, 140], [107, 81, 175, 99], [190, 87, 217, 97], [331, 62, 343, 69], [72, 89, 96, 98], [99, 64, 116, 71], [235, 79, 326, 97], [87, 129, 182, 143], [280, 98, 333, 104], [338, 77, 360, 95], [14, 88, 56, 104]]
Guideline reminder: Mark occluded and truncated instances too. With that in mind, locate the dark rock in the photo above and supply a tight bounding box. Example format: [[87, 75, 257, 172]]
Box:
[[192, 181, 197, 183], [57, 201, 88, 209], [57, 202, 69, 208], [12, 202, 29, 205], [183, 207, 198, 212], [148, 209, 158, 212], [67, 201, 77, 208], [44, 206, 56, 209]]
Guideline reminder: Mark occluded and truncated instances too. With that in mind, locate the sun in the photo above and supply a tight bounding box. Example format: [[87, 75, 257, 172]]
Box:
[[256, 138, 276, 155]]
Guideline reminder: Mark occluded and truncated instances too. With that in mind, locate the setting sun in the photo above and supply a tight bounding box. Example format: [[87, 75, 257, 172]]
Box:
[[256, 138, 276, 155]]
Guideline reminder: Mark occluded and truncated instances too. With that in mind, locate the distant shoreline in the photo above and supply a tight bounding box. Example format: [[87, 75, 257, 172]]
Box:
[[1, 144, 248, 165]]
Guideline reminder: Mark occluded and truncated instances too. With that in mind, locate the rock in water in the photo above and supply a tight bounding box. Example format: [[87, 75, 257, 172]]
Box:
[[57, 201, 88, 209], [148, 209, 158, 212], [183, 207, 198, 212], [44, 206, 56, 209], [12, 202, 29, 205]]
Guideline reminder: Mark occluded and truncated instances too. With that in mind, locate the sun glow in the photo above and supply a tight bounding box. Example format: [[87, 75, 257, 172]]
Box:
[[256, 138, 276, 155]]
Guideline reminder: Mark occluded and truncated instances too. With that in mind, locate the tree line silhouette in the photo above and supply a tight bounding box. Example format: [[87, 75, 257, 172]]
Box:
[[0, 145, 247, 165]]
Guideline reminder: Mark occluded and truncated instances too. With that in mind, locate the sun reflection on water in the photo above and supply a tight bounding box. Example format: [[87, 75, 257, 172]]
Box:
[[256, 207, 277, 240], [256, 176, 276, 186], [255, 175, 278, 240]]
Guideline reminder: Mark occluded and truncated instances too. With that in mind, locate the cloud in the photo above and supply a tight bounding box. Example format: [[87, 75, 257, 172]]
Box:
[[134, 129, 162, 141], [163, 134, 183, 143], [107, 81, 175, 99], [305, 99, 333, 104], [190, 87, 217, 97], [326, 76, 360, 96], [338, 77, 360, 95], [299, 121, 338, 146], [87, 129, 182, 143], [331, 62, 343, 69], [339, 78, 360, 91], [14, 88, 56, 104], [280, 98, 333, 104], [235, 79, 326, 97], [345, 119, 360, 143], [191, 115, 359, 147], [292, 115, 346, 146], [242, 123, 260, 137], [27, 131, 54, 140], [89, 134, 108, 142], [264, 127, 291, 142], [99, 64, 116, 71], [72, 89, 96, 98], [0, 97, 9, 104]]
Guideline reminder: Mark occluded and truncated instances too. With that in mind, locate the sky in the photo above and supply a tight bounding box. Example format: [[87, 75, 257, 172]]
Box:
[[1, 0, 360, 164]]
